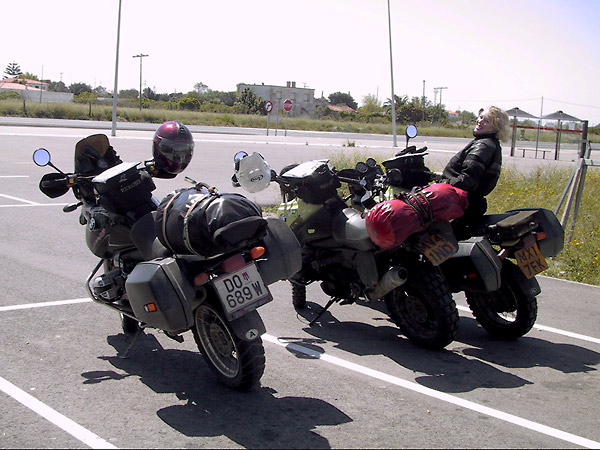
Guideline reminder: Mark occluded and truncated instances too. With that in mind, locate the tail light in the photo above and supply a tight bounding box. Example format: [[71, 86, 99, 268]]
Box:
[[221, 253, 245, 273], [250, 246, 266, 259]]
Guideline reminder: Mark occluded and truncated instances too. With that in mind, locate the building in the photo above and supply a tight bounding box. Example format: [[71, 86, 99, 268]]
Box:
[[237, 81, 318, 117], [0, 78, 73, 103]]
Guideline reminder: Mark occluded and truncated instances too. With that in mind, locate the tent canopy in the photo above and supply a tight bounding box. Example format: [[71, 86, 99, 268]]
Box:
[[505, 107, 538, 119], [541, 110, 581, 121]]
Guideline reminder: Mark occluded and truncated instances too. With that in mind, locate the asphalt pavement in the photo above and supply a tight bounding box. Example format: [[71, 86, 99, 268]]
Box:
[[0, 123, 598, 449]]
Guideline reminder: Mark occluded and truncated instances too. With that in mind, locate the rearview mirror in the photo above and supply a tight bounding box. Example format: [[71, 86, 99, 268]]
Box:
[[33, 148, 51, 167]]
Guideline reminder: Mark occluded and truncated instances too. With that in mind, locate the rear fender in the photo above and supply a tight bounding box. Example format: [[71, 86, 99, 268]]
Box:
[[229, 309, 266, 341], [502, 260, 541, 297]]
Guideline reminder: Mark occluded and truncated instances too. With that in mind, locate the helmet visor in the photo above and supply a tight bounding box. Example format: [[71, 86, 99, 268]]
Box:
[[157, 138, 194, 165]]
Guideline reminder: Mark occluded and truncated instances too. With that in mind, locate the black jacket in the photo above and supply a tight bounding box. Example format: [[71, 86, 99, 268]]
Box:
[[441, 133, 502, 198]]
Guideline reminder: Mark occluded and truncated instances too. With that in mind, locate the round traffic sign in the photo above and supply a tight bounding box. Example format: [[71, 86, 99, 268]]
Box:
[[283, 99, 293, 112], [264, 100, 273, 113]]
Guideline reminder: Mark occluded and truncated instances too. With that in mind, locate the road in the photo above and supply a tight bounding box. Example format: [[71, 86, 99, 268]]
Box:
[[0, 124, 598, 449]]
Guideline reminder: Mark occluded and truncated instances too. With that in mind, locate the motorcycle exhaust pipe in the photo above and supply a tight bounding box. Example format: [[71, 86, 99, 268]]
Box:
[[366, 266, 408, 301]]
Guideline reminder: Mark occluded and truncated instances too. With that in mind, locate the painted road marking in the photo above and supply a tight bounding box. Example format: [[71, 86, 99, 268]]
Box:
[[1, 298, 599, 448], [0, 193, 41, 205], [456, 305, 600, 345], [0, 376, 117, 449], [264, 334, 600, 449]]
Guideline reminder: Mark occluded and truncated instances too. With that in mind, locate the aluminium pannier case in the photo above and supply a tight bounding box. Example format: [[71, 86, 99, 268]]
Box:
[[125, 257, 194, 333], [155, 187, 268, 257]]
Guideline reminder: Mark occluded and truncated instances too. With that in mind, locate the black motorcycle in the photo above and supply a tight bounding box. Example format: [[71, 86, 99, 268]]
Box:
[[233, 151, 459, 350], [33, 135, 300, 390], [352, 126, 565, 339]]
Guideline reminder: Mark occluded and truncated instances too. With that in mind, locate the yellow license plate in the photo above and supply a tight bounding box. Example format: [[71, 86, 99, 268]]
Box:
[[414, 233, 459, 266], [515, 243, 548, 278]]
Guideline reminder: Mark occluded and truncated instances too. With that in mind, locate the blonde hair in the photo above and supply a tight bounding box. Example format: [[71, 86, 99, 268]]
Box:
[[486, 106, 511, 142]]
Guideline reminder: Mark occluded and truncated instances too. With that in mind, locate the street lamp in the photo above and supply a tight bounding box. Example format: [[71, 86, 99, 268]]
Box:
[[387, 0, 397, 147], [132, 53, 149, 111], [111, 0, 122, 137]]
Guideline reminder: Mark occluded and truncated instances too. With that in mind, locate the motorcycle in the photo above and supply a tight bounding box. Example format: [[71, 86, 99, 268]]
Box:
[[232, 150, 460, 350], [33, 133, 301, 390], [351, 125, 565, 339]]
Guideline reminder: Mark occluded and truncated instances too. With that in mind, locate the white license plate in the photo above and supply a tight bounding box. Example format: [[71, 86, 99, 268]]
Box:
[[212, 263, 272, 319]]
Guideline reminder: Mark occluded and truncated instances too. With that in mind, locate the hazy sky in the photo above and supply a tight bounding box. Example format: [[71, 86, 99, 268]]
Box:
[[4, 0, 600, 124]]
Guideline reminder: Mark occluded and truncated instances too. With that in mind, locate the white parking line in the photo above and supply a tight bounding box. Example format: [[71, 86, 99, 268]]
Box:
[[455, 305, 600, 345], [0, 193, 41, 205], [1, 298, 599, 448], [264, 334, 600, 449], [0, 376, 117, 449]]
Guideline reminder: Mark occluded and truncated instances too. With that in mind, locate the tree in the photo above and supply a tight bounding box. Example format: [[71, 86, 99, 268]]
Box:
[[69, 82, 92, 96], [235, 88, 264, 114], [4, 62, 21, 78], [118, 88, 139, 99], [194, 82, 209, 94], [359, 94, 383, 114], [328, 92, 357, 110], [48, 81, 69, 92]]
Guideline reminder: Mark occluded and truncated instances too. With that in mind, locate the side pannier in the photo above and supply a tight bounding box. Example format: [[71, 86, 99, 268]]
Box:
[[155, 187, 268, 258]]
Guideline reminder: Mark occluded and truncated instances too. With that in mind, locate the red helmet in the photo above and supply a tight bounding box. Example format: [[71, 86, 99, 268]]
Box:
[[152, 121, 194, 178]]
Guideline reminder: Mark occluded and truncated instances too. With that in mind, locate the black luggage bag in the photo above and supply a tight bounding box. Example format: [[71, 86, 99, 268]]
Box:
[[155, 187, 268, 258]]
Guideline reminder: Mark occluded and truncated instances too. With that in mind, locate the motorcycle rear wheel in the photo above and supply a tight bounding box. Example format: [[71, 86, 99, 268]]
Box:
[[192, 301, 265, 390], [384, 266, 458, 350], [465, 277, 537, 339]]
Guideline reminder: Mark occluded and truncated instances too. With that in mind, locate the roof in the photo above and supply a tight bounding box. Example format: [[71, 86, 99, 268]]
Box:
[[328, 103, 356, 113], [505, 107, 538, 119], [541, 110, 581, 122], [0, 81, 41, 91]]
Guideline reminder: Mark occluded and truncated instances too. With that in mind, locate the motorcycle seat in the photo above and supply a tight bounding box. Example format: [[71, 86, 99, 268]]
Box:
[[130, 212, 172, 260], [332, 208, 375, 251]]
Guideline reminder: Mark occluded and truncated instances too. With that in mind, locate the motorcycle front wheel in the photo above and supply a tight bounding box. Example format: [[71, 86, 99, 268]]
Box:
[[384, 266, 459, 350], [192, 300, 265, 390], [465, 275, 538, 340]]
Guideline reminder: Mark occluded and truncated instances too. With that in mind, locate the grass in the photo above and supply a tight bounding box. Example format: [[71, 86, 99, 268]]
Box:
[[3, 99, 599, 143], [3, 99, 599, 285], [324, 150, 600, 286]]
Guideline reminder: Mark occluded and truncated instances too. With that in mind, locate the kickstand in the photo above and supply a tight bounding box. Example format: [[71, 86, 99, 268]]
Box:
[[309, 297, 338, 327], [118, 327, 144, 359]]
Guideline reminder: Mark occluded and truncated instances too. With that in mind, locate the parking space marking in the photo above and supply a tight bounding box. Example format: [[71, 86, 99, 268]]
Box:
[[0, 376, 118, 449], [1, 297, 599, 448], [264, 334, 600, 449], [0, 193, 41, 205], [456, 305, 600, 345]]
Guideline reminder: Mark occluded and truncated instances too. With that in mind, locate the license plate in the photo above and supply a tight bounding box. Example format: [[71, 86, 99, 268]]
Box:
[[414, 233, 459, 266], [515, 243, 549, 278], [212, 263, 272, 320]]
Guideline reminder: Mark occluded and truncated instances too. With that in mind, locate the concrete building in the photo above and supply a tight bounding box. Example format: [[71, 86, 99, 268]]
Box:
[[237, 81, 319, 117]]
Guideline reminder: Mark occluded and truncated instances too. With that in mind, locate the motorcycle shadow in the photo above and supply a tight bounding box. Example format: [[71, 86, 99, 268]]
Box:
[[457, 316, 600, 375], [294, 300, 533, 394], [83, 332, 352, 449]]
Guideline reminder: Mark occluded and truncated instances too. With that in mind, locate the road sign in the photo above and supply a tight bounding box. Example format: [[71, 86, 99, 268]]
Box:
[[283, 99, 293, 112], [264, 100, 273, 113]]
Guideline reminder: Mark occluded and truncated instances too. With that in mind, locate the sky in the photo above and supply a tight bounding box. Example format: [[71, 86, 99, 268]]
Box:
[[3, 0, 600, 124]]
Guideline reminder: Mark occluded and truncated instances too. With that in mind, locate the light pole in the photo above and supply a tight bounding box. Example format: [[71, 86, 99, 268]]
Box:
[[111, 0, 122, 137], [387, 0, 397, 147], [133, 53, 149, 111]]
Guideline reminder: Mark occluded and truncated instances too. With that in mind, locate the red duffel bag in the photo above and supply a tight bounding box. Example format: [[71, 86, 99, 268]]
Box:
[[365, 183, 469, 249]]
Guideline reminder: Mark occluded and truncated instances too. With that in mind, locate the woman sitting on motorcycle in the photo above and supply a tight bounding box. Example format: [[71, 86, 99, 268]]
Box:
[[439, 106, 510, 237]]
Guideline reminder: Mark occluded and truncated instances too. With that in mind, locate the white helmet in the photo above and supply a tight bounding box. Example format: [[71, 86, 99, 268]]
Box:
[[235, 152, 271, 193]]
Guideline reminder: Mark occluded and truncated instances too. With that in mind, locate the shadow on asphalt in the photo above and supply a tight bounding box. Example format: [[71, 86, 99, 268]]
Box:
[[291, 300, 599, 394], [81, 332, 351, 449]]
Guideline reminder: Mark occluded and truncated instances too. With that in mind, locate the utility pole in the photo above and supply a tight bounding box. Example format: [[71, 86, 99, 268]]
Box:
[[435, 86, 447, 122], [422, 80, 425, 122], [132, 53, 149, 111]]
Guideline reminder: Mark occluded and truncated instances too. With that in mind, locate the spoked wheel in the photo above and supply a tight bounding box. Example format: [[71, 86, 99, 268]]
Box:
[[384, 266, 459, 350], [291, 281, 307, 309], [465, 276, 537, 340], [192, 301, 265, 390]]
